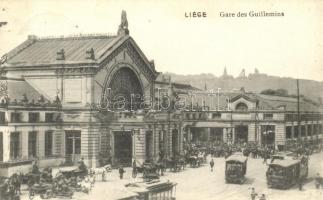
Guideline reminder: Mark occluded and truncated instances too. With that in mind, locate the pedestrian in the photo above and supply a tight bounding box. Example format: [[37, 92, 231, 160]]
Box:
[[132, 159, 137, 178], [210, 159, 214, 172], [250, 187, 258, 200], [315, 173, 321, 189], [259, 194, 266, 200], [263, 150, 267, 165], [298, 177, 303, 191], [119, 165, 125, 180]]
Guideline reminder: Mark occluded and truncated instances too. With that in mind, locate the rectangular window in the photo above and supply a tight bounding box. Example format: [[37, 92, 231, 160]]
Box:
[[29, 112, 40, 123], [65, 131, 81, 155], [11, 112, 21, 123], [264, 113, 273, 120], [212, 113, 221, 119], [301, 125, 306, 137], [10, 132, 20, 159], [28, 131, 37, 158], [294, 126, 299, 138], [45, 131, 53, 156], [45, 113, 54, 122], [307, 125, 312, 136], [0, 112, 5, 124], [286, 126, 292, 139], [285, 114, 293, 121]]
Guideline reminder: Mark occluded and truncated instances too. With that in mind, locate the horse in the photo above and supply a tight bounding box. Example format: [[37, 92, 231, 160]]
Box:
[[89, 164, 112, 181], [9, 173, 22, 195]]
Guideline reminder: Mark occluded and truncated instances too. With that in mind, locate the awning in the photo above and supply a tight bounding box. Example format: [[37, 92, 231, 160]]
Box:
[[191, 121, 232, 128]]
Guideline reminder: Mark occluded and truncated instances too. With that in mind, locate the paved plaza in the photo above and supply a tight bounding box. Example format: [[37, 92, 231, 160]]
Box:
[[18, 152, 323, 200]]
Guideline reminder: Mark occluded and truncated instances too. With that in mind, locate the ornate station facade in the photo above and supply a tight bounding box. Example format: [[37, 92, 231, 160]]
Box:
[[0, 12, 185, 176]]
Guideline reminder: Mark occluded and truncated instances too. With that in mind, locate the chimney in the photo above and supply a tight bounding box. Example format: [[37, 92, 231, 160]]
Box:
[[149, 60, 155, 70], [56, 49, 65, 60], [28, 35, 37, 40], [86, 48, 95, 60]]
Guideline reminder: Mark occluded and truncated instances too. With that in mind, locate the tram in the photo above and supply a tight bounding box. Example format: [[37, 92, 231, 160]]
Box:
[[225, 154, 248, 184], [125, 179, 177, 200], [266, 156, 308, 189]]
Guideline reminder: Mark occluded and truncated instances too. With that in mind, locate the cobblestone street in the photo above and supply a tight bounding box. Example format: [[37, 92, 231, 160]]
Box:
[[19, 152, 323, 200]]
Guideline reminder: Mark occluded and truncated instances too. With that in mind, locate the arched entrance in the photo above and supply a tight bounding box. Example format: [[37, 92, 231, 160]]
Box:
[[104, 67, 144, 111]]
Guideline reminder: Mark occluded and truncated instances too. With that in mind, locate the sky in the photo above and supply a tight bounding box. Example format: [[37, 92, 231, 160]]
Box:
[[0, 0, 323, 81]]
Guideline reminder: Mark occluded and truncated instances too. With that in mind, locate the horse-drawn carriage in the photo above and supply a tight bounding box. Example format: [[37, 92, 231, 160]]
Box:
[[132, 161, 160, 180], [187, 156, 201, 168], [59, 168, 88, 179], [0, 176, 20, 200]]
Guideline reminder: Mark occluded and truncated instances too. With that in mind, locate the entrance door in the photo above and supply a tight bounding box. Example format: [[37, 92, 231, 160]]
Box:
[[65, 131, 81, 165], [210, 128, 223, 142], [145, 131, 153, 161], [114, 131, 132, 166], [172, 129, 179, 157], [235, 125, 248, 144], [261, 125, 275, 146]]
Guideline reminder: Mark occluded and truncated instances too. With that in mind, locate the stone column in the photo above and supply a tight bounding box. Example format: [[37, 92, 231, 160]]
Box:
[[153, 126, 160, 160], [21, 131, 29, 159], [291, 123, 295, 139], [179, 126, 183, 154], [38, 130, 45, 158], [223, 128, 227, 143], [2, 130, 10, 162], [232, 127, 235, 144], [81, 126, 100, 168]]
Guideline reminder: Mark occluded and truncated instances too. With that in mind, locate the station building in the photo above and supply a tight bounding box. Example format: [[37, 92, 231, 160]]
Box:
[[0, 12, 322, 176], [0, 12, 187, 176], [182, 90, 323, 150]]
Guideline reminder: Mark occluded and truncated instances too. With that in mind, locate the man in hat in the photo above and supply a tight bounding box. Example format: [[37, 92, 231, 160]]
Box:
[[119, 165, 125, 179], [250, 187, 258, 200], [315, 173, 321, 189], [210, 159, 215, 172], [78, 157, 87, 172], [259, 194, 266, 200]]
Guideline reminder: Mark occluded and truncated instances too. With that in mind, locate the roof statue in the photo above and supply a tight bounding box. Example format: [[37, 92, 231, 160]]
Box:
[[118, 10, 129, 35], [254, 68, 259, 74], [223, 67, 228, 76], [238, 69, 246, 78], [221, 67, 233, 79]]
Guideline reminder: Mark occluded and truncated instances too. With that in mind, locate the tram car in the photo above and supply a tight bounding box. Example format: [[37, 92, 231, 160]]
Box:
[[266, 156, 308, 189], [125, 179, 177, 200], [225, 154, 248, 184]]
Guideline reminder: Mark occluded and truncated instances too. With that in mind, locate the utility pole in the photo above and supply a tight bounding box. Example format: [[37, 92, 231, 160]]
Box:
[[297, 79, 301, 143], [217, 88, 221, 110]]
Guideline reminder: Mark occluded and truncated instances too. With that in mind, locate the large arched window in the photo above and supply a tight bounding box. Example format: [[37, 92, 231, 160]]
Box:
[[104, 67, 143, 110], [235, 102, 248, 111]]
